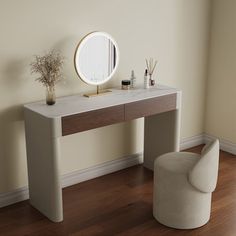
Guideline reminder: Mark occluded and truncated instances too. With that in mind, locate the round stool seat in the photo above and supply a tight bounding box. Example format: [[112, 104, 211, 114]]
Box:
[[153, 152, 212, 229], [155, 152, 200, 174]]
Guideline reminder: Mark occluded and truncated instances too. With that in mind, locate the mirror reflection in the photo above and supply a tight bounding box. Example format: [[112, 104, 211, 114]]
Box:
[[74, 32, 119, 86]]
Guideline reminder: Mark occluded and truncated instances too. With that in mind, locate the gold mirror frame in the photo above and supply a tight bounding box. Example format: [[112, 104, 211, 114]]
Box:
[[74, 32, 119, 96]]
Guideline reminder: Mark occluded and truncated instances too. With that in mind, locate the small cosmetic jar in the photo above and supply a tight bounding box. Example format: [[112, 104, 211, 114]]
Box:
[[121, 80, 131, 90]]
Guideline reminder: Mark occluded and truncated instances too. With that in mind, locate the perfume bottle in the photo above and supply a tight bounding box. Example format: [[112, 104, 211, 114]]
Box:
[[130, 70, 136, 89], [144, 69, 149, 89]]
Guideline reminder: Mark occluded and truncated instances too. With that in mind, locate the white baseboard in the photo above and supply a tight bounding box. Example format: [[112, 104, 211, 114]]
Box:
[[0, 187, 29, 208], [0, 153, 143, 208], [180, 134, 205, 150], [180, 133, 236, 155], [204, 134, 236, 155], [61, 153, 143, 188], [1, 134, 235, 208]]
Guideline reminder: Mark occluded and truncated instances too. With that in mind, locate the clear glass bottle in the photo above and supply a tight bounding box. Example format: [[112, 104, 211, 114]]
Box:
[[150, 74, 155, 86], [130, 70, 136, 89], [144, 69, 149, 89]]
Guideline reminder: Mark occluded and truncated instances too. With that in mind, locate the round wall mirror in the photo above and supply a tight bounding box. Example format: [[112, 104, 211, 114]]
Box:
[[74, 32, 119, 86]]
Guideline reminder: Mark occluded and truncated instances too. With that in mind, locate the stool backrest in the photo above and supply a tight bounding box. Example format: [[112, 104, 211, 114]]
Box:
[[188, 139, 219, 193]]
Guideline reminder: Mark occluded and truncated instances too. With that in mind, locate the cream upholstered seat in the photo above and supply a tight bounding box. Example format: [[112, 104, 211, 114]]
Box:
[[153, 139, 219, 229]]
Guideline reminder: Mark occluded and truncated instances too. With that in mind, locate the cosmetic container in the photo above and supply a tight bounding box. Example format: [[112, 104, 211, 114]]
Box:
[[121, 80, 131, 90]]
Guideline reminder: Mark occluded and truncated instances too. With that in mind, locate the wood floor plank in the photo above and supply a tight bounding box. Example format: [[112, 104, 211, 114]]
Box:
[[0, 145, 235, 235]]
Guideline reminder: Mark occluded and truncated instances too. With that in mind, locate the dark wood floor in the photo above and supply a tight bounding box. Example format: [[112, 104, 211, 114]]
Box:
[[0, 146, 236, 236]]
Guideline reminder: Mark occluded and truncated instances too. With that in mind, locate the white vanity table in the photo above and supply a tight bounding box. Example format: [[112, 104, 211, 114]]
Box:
[[24, 85, 181, 222]]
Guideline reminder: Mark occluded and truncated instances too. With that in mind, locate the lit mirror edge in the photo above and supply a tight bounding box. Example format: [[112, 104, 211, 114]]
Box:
[[74, 31, 120, 86]]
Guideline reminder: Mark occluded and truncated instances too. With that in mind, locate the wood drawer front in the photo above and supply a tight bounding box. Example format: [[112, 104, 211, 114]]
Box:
[[125, 94, 176, 120], [62, 105, 124, 136]]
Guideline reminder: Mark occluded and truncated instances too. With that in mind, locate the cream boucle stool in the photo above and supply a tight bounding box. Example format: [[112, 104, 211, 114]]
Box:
[[153, 139, 219, 229]]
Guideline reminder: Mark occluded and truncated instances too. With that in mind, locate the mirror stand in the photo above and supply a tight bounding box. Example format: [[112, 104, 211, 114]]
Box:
[[83, 86, 111, 98]]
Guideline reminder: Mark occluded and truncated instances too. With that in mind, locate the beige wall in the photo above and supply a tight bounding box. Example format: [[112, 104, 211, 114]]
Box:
[[205, 0, 236, 143], [0, 0, 211, 193]]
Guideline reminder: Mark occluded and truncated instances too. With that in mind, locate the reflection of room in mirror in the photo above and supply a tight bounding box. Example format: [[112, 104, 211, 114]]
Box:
[[78, 36, 116, 83]]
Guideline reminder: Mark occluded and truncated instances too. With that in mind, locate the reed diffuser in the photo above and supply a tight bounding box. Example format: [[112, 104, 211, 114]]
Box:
[[145, 58, 157, 86]]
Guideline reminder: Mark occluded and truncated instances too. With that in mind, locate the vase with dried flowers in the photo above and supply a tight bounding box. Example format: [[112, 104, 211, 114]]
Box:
[[30, 50, 64, 105], [146, 58, 157, 86]]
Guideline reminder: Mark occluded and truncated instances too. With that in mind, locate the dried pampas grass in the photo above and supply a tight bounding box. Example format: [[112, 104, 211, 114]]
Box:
[[30, 50, 64, 87]]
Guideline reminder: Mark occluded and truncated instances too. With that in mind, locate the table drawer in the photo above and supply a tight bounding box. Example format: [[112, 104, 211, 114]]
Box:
[[125, 93, 176, 120], [62, 105, 124, 136]]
